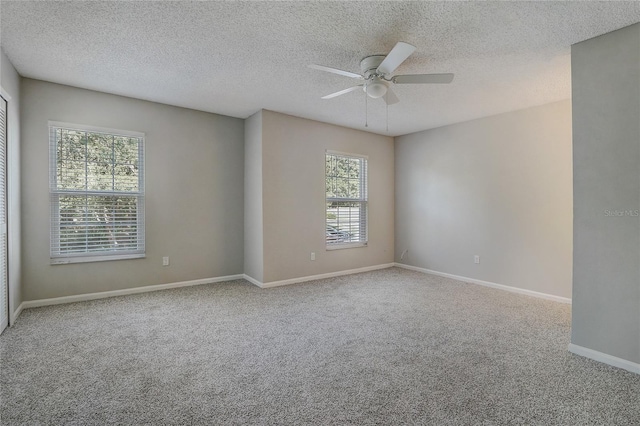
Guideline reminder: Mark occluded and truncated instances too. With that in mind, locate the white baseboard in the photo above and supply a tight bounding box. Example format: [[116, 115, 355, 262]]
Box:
[[245, 263, 395, 288], [11, 302, 25, 325], [18, 274, 245, 311], [14, 266, 397, 319], [243, 274, 262, 287], [394, 262, 572, 304], [569, 343, 640, 374], [13, 264, 571, 322]]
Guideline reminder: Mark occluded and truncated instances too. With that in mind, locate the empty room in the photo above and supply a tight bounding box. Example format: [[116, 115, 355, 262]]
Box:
[[1, 1, 639, 424]]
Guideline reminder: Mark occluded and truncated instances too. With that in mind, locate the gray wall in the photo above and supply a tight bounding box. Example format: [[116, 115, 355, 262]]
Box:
[[244, 111, 263, 282], [395, 100, 573, 299], [21, 79, 245, 300], [0, 49, 22, 321], [260, 110, 395, 283], [571, 23, 640, 364]]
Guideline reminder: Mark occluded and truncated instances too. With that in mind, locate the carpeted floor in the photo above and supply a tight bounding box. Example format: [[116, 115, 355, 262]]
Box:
[[1, 267, 638, 425]]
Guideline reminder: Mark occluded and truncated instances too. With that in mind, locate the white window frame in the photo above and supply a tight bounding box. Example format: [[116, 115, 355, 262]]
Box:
[[49, 121, 145, 264], [325, 150, 368, 250]]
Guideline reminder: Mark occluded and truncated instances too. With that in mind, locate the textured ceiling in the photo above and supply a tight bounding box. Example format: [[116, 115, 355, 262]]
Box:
[[2, 1, 640, 136]]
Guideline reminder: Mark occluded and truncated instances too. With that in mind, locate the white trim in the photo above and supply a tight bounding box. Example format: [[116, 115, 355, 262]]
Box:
[[569, 343, 640, 375], [0, 87, 12, 101], [243, 274, 263, 287], [394, 262, 572, 304], [19, 274, 244, 310], [326, 242, 367, 250], [51, 253, 145, 265], [325, 149, 368, 159], [11, 301, 24, 324], [245, 263, 395, 288], [48, 121, 145, 138]]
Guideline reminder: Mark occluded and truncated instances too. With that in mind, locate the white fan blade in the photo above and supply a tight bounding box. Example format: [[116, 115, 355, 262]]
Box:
[[377, 42, 416, 75], [321, 85, 364, 99], [392, 73, 454, 84], [309, 64, 363, 79], [383, 88, 399, 105]]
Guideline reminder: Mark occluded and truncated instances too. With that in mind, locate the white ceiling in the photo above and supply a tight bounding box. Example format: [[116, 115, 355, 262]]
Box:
[[2, 1, 640, 136]]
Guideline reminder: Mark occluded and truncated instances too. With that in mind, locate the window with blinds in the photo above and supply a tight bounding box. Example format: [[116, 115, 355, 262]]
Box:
[[49, 122, 145, 264], [325, 151, 367, 248]]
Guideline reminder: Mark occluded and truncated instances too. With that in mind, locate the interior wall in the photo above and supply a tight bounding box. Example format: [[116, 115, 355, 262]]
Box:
[[260, 110, 394, 283], [571, 23, 640, 365], [21, 79, 245, 301], [244, 111, 263, 282], [395, 100, 573, 299], [0, 49, 22, 321]]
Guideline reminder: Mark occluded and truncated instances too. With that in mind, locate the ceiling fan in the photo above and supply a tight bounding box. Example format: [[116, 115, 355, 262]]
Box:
[[309, 42, 454, 105]]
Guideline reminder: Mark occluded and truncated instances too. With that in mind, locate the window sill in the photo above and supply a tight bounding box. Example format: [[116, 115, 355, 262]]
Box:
[[51, 253, 145, 265], [326, 242, 367, 251]]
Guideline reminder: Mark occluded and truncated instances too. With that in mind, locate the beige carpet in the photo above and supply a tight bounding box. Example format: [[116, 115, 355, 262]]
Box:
[[1, 267, 639, 425]]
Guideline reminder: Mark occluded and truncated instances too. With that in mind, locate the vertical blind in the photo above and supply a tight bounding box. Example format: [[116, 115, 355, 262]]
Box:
[[325, 151, 368, 246], [49, 122, 145, 263]]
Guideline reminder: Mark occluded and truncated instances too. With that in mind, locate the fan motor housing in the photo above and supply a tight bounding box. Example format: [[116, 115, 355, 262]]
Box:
[[360, 55, 386, 79]]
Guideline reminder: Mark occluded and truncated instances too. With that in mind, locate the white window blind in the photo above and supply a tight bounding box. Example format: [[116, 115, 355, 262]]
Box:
[[325, 151, 368, 248], [49, 122, 145, 264]]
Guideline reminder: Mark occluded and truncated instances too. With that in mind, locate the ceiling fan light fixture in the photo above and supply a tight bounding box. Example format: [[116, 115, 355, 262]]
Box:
[[364, 76, 388, 99], [311, 41, 454, 104]]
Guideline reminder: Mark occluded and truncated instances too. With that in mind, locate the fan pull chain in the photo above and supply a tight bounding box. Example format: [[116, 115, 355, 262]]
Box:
[[386, 94, 389, 133], [364, 89, 368, 128]]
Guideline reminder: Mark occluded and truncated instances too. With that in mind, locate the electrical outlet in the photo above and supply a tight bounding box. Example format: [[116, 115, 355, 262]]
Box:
[[311, 252, 316, 261], [162, 256, 170, 266], [474, 255, 480, 264]]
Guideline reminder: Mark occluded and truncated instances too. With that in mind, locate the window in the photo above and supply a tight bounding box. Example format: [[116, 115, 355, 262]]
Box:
[[325, 151, 367, 248], [49, 122, 145, 264]]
